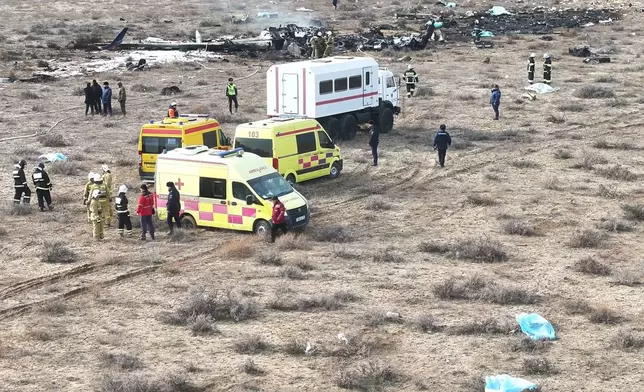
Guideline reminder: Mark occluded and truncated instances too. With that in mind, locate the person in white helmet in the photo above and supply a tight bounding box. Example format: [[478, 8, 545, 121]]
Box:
[[404, 65, 419, 98], [89, 189, 104, 240], [527, 53, 536, 84], [543, 54, 552, 84], [167, 102, 179, 118], [86, 173, 112, 228], [115, 185, 133, 237], [323, 31, 334, 57], [83, 172, 96, 223]]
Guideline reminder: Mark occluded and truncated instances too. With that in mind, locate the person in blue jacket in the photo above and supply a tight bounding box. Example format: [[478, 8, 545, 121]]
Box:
[[102, 81, 113, 116], [490, 84, 501, 120], [433, 124, 452, 168]]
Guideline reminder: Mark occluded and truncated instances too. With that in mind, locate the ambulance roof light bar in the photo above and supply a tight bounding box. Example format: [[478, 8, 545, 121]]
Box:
[[209, 147, 244, 158]]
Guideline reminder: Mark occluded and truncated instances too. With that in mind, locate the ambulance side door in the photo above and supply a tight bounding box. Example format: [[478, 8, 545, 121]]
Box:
[[295, 131, 318, 181], [197, 174, 229, 228], [228, 181, 262, 231], [316, 130, 336, 174]]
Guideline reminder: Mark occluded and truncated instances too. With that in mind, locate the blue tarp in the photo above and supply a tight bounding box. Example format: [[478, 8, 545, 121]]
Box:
[[473, 30, 494, 37], [38, 153, 67, 163], [488, 6, 512, 16], [516, 313, 556, 340], [485, 375, 538, 392]]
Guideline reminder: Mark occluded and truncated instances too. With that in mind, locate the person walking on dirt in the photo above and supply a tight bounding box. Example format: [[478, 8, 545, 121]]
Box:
[[12, 159, 31, 204], [332, 0, 338, 10], [527, 53, 536, 84], [32, 162, 53, 211], [115, 185, 133, 237], [368, 120, 380, 166], [490, 84, 501, 120], [92, 80, 102, 114], [83, 171, 95, 223], [270, 196, 287, 243], [102, 82, 113, 116], [166, 181, 182, 234], [89, 189, 104, 240], [226, 78, 239, 114], [404, 65, 418, 98], [543, 54, 552, 84], [117, 82, 126, 116], [137, 184, 156, 241], [433, 124, 452, 168], [84, 82, 95, 116]]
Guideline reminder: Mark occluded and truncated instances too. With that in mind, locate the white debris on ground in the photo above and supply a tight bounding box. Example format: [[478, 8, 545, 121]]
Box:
[[37, 50, 225, 78]]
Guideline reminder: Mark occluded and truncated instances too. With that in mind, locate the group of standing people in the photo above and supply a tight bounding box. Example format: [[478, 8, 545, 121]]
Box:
[[12, 160, 54, 212], [309, 31, 334, 59], [83, 80, 126, 116], [527, 53, 553, 85]]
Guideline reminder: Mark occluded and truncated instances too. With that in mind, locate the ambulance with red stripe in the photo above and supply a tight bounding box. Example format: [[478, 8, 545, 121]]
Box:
[[266, 56, 401, 141], [233, 117, 342, 185], [138, 114, 231, 180], [154, 145, 309, 234]]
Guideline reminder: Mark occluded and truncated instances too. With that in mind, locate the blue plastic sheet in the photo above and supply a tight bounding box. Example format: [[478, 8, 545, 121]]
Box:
[[38, 153, 68, 163], [473, 30, 494, 37], [485, 375, 537, 392], [488, 6, 512, 16], [516, 313, 555, 340]]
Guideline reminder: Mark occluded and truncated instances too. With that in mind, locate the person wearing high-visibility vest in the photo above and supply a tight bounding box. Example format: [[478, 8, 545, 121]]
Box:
[[226, 78, 238, 114]]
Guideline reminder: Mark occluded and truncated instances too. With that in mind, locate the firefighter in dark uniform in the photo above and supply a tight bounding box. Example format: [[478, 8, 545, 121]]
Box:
[[527, 53, 536, 84], [12, 159, 31, 204], [404, 65, 418, 98], [115, 185, 133, 237], [543, 54, 552, 84], [32, 162, 53, 211]]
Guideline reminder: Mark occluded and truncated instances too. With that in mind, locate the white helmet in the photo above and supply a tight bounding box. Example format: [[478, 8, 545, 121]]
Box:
[[171, 102, 177, 106], [88, 171, 95, 180], [101, 164, 109, 172], [407, 64, 413, 70], [326, 31, 332, 36], [94, 174, 103, 182], [118, 185, 127, 193], [92, 189, 100, 199], [317, 31, 322, 37], [530, 53, 536, 57], [543, 53, 550, 59]]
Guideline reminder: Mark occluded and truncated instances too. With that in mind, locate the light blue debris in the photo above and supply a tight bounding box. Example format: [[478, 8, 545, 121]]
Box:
[[473, 30, 494, 37], [488, 6, 512, 16], [516, 313, 555, 340], [38, 153, 67, 163], [445, 2, 457, 7], [485, 375, 538, 392], [425, 21, 444, 29], [257, 11, 278, 18]]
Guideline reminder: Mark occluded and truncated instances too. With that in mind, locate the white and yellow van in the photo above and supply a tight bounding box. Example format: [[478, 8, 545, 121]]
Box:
[[233, 118, 342, 185], [154, 145, 309, 234]]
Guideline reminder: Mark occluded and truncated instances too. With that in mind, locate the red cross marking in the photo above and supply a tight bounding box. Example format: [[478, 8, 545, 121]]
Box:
[[176, 178, 184, 190]]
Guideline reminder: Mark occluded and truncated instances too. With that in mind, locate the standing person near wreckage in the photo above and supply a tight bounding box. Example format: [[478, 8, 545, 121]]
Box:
[[308, 33, 320, 59], [226, 78, 239, 114], [323, 31, 334, 57], [527, 53, 536, 84], [403, 65, 418, 98], [543, 54, 552, 84]]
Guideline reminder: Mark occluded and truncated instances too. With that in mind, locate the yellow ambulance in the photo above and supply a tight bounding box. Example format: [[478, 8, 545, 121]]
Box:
[[233, 117, 342, 185], [138, 114, 232, 180], [154, 145, 309, 234]]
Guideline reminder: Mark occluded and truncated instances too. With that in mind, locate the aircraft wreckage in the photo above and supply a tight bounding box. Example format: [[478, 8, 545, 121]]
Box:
[[96, 7, 620, 56]]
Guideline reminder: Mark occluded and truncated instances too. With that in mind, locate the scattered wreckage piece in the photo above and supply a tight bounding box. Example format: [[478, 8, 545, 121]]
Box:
[[584, 57, 611, 64], [569, 45, 611, 63], [161, 86, 181, 96]]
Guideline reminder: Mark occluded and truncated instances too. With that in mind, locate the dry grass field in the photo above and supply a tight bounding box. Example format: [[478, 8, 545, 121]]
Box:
[[1, 0, 644, 391]]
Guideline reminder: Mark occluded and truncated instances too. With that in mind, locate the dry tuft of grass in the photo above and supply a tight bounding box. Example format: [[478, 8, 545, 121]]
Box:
[[546, 113, 566, 124], [335, 360, 402, 390], [450, 237, 508, 263], [572, 152, 608, 170], [308, 225, 354, 243], [256, 251, 283, 266], [622, 204, 644, 221], [100, 352, 142, 371], [503, 219, 537, 236], [522, 358, 557, 375], [188, 314, 218, 335], [593, 139, 637, 150], [510, 160, 540, 169], [234, 335, 271, 354], [47, 161, 87, 176], [460, 376, 486, 392], [220, 238, 255, 259], [40, 241, 77, 263], [575, 257, 612, 276], [554, 149, 573, 159], [365, 197, 392, 211], [270, 291, 358, 312], [433, 276, 539, 305], [543, 177, 563, 191], [283, 338, 311, 356], [418, 241, 449, 254], [101, 372, 197, 392], [597, 184, 620, 199], [589, 306, 622, 324], [163, 288, 261, 326], [372, 250, 405, 263], [610, 329, 644, 351], [595, 165, 638, 182], [558, 103, 584, 112], [276, 233, 311, 250], [2, 202, 33, 216], [509, 337, 553, 353], [279, 265, 306, 280], [21, 91, 41, 100], [38, 133, 68, 147], [364, 310, 403, 327], [564, 299, 593, 315], [240, 358, 265, 376], [598, 218, 634, 233], [448, 318, 515, 335], [574, 85, 616, 99], [412, 314, 443, 333], [39, 300, 68, 315], [615, 266, 644, 287], [568, 229, 607, 249], [467, 194, 497, 206]]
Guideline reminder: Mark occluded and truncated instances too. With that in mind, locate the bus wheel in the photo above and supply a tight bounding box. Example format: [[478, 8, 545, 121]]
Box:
[[326, 117, 341, 141], [286, 173, 296, 185], [254, 219, 271, 236], [330, 162, 341, 179], [181, 214, 197, 230], [340, 114, 358, 140]]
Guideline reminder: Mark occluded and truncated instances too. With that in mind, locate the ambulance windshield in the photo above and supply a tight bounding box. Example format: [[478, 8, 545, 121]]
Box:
[[247, 172, 293, 199]]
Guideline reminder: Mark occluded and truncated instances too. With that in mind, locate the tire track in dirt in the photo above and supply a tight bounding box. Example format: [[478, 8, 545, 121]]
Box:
[[0, 263, 96, 300]]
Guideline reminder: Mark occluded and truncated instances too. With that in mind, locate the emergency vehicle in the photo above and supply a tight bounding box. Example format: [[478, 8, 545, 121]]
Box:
[[233, 117, 342, 185], [138, 114, 231, 180], [154, 146, 309, 235], [266, 56, 401, 141]]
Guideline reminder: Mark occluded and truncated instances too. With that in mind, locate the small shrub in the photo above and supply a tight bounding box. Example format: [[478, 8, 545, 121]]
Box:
[[575, 257, 612, 276], [41, 241, 77, 263], [196, 80, 209, 86], [597, 184, 619, 199], [448, 318, 514, 335], [450, 238, 508, 263], [573, 152, 608, 170], [615, 267, 644, 286], [309, 225, 354, 243], [283, 338, 310, 356], [39, 300, 67, 315], [458, 94, 476, 101], [564, 299, 592, 315], [414, 85, 433, 97], [413, 314, 442, 332], [546, 113, 565, 124], [611, 329, 644, 351], [2, 202, 33, 216], [280, 265, 306, 280], [38, 133, 68, 147], [100, 372, 197, 392], [622, 204, 644, 221], [568, 229, 607, 248], [256, 251, 283, 266], [543, 177, 562, 190], [240, 358, 265, 375], [484, 286, 540, 305], [460, 376, 486, 392], [510, 160, 540, 169], [364, 310, 403, 327], [418, 241, 449, 254], [503, 219, 537, 236], [558, 103, 584, 112], [595, 75, 617, 83], [596, 165, 638, 182], [276, 233, 311, 250], [598, 218, 633, 233], [20, 91, 40, 100], [574, 85, 616, 99], [467, 194, 496, 206], [522, 358, 557, 375], [234, 335, 270, 354], [47, 161, 86, 176], [554, 149, 573, 159], [432, 276, 487, 300], [335, 360, 402, 390], [291, 259, 315, 271], [589, 306, 621, 324], [334, 249, 363, 260], [509, 337, 552, 353], [372, 250, 405, 263], [188, 314, 218, 335], [32, 105, 44, 112], [168, 288, 261, 324], [220, 238, 255, 259], [101, 352, 142, 371], [130, 84, 155, 93], [365, 197, 392, 211]]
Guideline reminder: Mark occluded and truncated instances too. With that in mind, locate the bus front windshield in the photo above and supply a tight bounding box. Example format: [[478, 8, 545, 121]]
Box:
[[247, 172, 293, 200]]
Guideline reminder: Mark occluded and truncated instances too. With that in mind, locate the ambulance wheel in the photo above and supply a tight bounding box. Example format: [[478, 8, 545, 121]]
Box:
[[379, 108, 394, 134], [326, 117, 341, 141], [254, 219, 271, 236], [181, 214, 196, 230], [330, 162, 341, 179], [340, 114, 358, 140], [286, 173, 296, 185]]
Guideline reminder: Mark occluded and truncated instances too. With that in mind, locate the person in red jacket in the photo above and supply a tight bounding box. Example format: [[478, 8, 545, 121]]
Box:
[[136, 184, 156, 240], [270, 196, 287, 242]]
